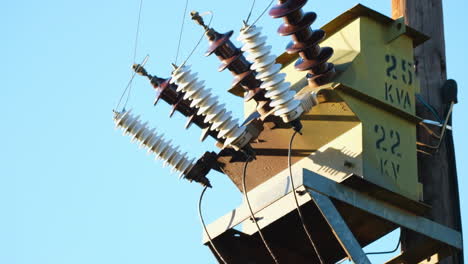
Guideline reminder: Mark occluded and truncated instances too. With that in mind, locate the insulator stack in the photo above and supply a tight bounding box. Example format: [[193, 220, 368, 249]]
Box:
[[269, 0, 335, 87], [239, 25, 304, 124], [133, 64, 222, 142], [171, 65, 253, 150], [190, 11, 265, 103], [113, 109, 212, 187]]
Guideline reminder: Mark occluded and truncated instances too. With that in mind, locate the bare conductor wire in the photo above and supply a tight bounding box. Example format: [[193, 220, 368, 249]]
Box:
[[133, 0, 144, 63], [244, 0, 256, 25], [124, 0, 145, 109], [288, 130, 324, 264], [243, 0, 275, 31], [115, 0, 145, 111], [176, 11, 213, 71], [242, 159, 280, 264], [175, 0, 189, 65], [115, 55, 149, 111]]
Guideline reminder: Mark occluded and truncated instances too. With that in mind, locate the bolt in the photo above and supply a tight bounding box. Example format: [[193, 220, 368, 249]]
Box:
[[344, 160, 354, 168]]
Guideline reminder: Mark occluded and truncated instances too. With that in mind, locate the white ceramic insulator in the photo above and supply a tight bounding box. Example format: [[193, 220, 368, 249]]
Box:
[[170, 65, 252, 150], [239, 25, 303, 123], [113, 110, 196, 178]]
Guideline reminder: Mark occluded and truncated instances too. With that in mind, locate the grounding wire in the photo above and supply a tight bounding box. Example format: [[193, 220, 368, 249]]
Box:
[[288, 130, 324, 264], [174, 0, 189, 65], [198, 186, 228, 264], [242, 159, 280, 264], [176, 11, 213, 70]]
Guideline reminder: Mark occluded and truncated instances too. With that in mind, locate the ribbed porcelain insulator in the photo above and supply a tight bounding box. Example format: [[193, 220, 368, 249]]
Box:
[[239, 25, 302, 122], [114, 110, 196, 178], [269, 0, 335, 86], [170, 65, 250, 149]]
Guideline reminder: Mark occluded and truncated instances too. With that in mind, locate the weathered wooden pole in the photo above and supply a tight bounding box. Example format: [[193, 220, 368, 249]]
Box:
[[391, 1, 463, 263]]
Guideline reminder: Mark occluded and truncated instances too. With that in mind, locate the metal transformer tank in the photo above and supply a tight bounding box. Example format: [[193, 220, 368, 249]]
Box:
[[221, 4, 428, 202], [209, 5, 462, 263]]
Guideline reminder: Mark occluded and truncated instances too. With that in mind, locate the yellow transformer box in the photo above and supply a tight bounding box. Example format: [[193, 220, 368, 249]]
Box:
[[209, 5, 462, 264], [220, 4, 428, 203]]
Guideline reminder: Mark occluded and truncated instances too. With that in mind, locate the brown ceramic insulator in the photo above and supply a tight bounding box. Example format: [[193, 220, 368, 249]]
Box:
[[155, 79, 223, 142], [206, 30, 265, 102], [132, 64, 222, 142], [269, 0, 335, 86], [191, 11, 265, 102]]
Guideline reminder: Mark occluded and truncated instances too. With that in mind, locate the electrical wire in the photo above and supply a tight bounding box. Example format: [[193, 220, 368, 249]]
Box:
[[242, 159, 280, 264], [133, 0, 143, 63], [416, 94, 442, 123], [176, 11, 213, 70], [432, 102, 454, 152], [175, 0, 189, 65], [416, 141, 437, 149], [416, 102, 454, 151], [417, 149, 433, 156], [335, 231, 401, 263], [115, 55, 149, 111], [419, 122, 441, 139], [444, 111, 464, 257], [243, 0, 274, 30], [365, 235, 401, 256], [123, 0, 145, 109], [288, 130, 324, 264], [198, 186, 228, 264], [244, 0, 256, 25], [335, 257, 350, 264], [114, 0, 145, 112]]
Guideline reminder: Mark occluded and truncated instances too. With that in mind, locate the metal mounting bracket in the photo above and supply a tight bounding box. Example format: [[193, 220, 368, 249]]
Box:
[[309, 190, 371, 264], [202, 169, 462, 263]]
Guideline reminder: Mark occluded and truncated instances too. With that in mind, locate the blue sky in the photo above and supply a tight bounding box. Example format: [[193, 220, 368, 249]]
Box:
[[1, 0, 466, 263]]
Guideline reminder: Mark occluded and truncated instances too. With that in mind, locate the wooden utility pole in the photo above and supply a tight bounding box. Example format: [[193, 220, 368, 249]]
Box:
[[392, 1, 463, 263]]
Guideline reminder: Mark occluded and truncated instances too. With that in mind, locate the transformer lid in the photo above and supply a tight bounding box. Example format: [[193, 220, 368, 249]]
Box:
[[275, 4, 429, 68], [327, 4, 428, 45]]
